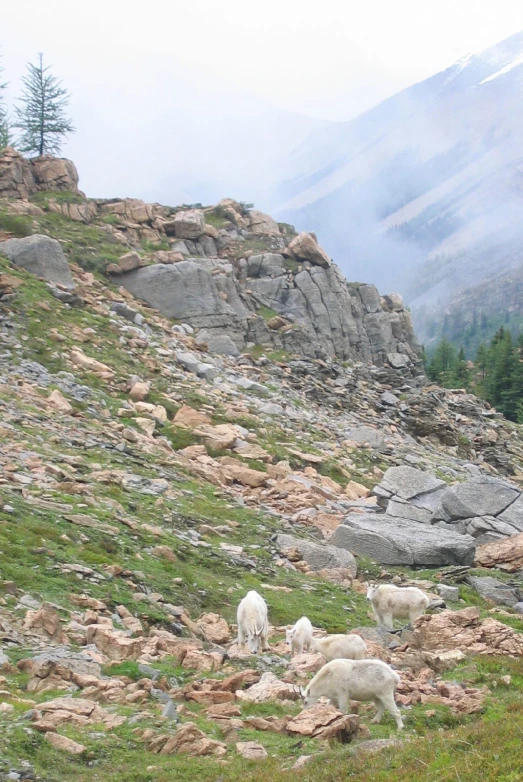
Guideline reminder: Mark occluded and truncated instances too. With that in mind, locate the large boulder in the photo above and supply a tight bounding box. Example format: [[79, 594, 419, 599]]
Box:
[[432, 476, 519, 522], [330, 513, 475, 566], [475, 532, 523, 572], [466, 576, 521, 607], [276, 533, 357, 577], [375, 466, 446, 501], [0, 235, 74, 288], [171, 210, 206, 239], [373, 468, 523, 545], [116, 262, 239, 331], [248, 210, 280, 235], [287, 232, 331, 268]]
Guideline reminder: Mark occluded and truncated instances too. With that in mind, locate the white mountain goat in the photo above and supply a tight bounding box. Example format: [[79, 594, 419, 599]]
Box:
[[367, 583, 430, 630], [310, 633, 367, 662], [236, 590, 269, 654], [301, 658, 404, 730], [286, 616, 313, 655]]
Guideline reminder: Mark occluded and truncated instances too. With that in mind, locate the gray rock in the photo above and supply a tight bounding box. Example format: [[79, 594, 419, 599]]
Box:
[[346, 426, 385, 448], [496, 495, 523, 533], [377, 466, 446, 501], [330, 513, 475, 566], [161, 698, 180, 722], [111, 302, 139, 322], [437, 584, 460, 602], [432, 476, 519, 522], [176, 351, 218, 381], [0, 234, 74, 288], [120, 474, 169, 495], [195, 330, 240, 357], [386, 498, 432, 524], [381, 391, 399, 406], [276, 533, 357, 577], [513, 602, 523, 615], [466, 576, 520, 607], [258, 402, 285, 416], [28, 647, 101, 678], [0, 648, 10, 667]]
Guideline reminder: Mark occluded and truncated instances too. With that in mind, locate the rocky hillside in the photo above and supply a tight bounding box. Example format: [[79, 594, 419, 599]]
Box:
[[0, 151, 522, 781], [275, 30, 523, 346], [0, 147, 422, 377]]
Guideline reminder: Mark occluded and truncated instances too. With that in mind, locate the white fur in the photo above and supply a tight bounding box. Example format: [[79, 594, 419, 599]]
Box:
[[286, 616, 313, 655], [310, 633, 367, 662], [302, 658, 404, 730], [366, 583, 430, 630], [236, 590, 269, 654]]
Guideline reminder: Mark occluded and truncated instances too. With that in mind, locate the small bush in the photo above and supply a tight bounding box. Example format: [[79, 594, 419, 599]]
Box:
[[0, 212, 32, 237]]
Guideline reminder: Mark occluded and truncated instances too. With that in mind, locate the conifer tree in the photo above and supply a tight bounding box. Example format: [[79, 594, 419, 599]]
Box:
[[453, 346, 470, 387], [14, 53, 74, 156], [0, 50, 9, 149]]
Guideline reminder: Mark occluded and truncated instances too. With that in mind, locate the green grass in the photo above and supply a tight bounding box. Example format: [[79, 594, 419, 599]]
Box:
[[0, 211, 33, 237], [31, 189, 85, 206]]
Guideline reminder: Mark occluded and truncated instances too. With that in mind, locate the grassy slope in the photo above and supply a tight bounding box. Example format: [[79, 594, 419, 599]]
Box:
[[0, 209, 522, 780]]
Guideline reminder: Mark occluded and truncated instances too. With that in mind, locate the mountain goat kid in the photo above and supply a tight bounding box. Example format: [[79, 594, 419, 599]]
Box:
[[286, 616, 313, 656], [236, 590, 269, 654], [367, 583, 430, 630], [301, 658, 404, 730], [310, 633, 367, 662]]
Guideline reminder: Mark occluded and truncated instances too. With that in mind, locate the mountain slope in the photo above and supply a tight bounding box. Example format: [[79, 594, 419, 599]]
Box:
[[274, 30, 523, 346]]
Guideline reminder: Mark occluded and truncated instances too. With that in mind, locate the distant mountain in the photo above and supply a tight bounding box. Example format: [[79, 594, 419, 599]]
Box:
[[274, 31, 523, 348]]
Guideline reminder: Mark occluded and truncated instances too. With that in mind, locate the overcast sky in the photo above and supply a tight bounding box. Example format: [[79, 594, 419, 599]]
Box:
[[3, 0, 523, 121]]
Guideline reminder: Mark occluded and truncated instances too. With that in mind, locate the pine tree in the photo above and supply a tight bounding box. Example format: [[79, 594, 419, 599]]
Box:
[[0, 49, 9, 149], [453, 346, 470, 387], [475, 343, 488, 381], [427, 338, 457, 384], [14, 53, 74, 156]]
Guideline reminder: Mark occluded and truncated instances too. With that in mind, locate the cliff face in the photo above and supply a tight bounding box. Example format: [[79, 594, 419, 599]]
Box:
[[118, 256, 421, 378], [0, 149, 422, 382]]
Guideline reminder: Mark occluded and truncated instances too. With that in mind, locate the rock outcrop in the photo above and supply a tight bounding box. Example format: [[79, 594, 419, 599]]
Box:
[[117, 256, 421, 373], [330, 513, 475, 566], [0, 147, 80, 199], [373, 467, 523, 545]]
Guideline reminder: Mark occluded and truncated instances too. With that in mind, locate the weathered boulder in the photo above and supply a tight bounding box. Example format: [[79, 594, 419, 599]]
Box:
[[45, 733, 86, 755], [373, 468, 523, 544], [235, 672, 299, 703], [406, 607, 523, 656], [19, 648, 101, 693], [466, 576, 521, 607], [375, 466, 446, 501], [0, 235, 74, 288], [195, 330, 240, 356], [276, 533, 357, 577], [147, 722, 227, 756], [331, 514, 475, 566], [475, 532, 523, 572], [248, 210, 280, 235], [287, 232, 331, 268], [286, 704, 360, 741], [432, 476, 519, 523], [171, 209, 206, 239]]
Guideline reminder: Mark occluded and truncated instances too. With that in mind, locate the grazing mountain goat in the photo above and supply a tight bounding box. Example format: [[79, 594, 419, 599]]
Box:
[[367, 583, 430, 630], [301, 658, 403, 730], [236, 590, 269, 654], [310, 633, 367, 662], [286, 616, 313, 656]]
